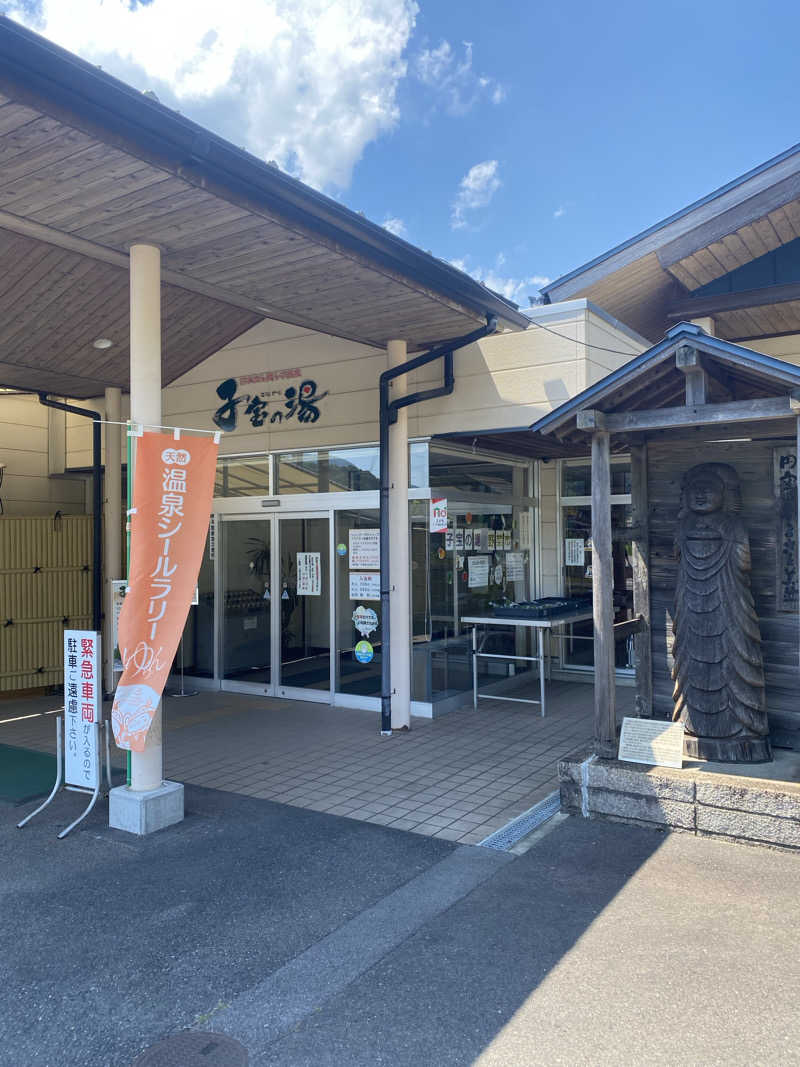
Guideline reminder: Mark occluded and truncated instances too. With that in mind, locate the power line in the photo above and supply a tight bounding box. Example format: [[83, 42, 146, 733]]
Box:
[[527, 317, 644, 358]]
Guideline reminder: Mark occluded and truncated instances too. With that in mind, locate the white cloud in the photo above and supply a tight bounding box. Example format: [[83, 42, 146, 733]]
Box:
[[451, 159, 501, 229], [449, 254, 551, 306], [415, 39, 505, 116], [6, 0, 418, 190], [553, 205, 566, 219], [481, 271, 552, 305], [382, 216, 407, 237]]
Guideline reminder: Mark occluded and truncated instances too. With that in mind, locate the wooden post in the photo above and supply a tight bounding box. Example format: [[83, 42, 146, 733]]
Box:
[[676, 346, 707, 405], [592, 430, 616, 754], [630, 443, 652, 717]]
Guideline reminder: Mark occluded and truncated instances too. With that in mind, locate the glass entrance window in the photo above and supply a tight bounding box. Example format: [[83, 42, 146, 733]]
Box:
[[221, 519, 271, 684], [561, 458, 633, 670], [412, 501, 535, 705], [174, 533, 214, 678], [335, 509, 381, 697], [278, 516, 330, 693]]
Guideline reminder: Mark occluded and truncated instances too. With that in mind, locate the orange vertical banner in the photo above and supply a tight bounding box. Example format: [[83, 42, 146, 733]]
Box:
[[112, 432, 218, 751]]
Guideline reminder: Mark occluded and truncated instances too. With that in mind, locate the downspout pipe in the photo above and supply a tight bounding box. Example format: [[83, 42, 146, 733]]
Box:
[[379, 315, 498, 734], [38, 395, 103, 635]]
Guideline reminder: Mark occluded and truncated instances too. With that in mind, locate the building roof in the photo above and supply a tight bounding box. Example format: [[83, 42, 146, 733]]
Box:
[[541, 144, 800, 344], [0, 17, 528, 399], [531, 322, 800, 448]]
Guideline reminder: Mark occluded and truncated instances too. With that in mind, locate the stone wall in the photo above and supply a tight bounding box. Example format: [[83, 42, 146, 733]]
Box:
[[559, 748, 800, 851]]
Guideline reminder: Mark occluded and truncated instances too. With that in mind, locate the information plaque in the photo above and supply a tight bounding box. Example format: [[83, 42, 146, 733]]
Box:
[[618, 717, 684, 769]]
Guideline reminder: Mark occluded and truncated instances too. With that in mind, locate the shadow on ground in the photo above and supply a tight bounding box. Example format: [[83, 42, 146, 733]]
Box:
[[1, 781, 667, 1067]]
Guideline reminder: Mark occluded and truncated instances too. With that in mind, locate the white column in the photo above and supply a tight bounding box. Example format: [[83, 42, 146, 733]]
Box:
[[387, 339, 411, 729], [129, 244, 163, 791], [103, 386, 122, 694]]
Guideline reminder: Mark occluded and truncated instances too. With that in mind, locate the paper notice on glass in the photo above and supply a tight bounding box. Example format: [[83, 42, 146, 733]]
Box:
[[297, 552, 321, 595], [487, 531, 495, 551], [468, 555, 489, 588], [349, 571, 381, 601], [464, 529, 473, 550], [349, 528, 380, 569], [455, 529, 464, 550], [565, 538, 585, 567], [473, 528, 487, 551], [111, 579, 127, 671], [430, 497, 448, 533], [618, 718, 685, 769], [519, 510, 532, 550], [445, 528, 455, 551], [503, 530, 512, 550], [506, 552, 525, 582]]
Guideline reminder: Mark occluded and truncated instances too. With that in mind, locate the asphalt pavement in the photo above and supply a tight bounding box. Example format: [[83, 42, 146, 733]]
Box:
[[2, 784, 798, 1066]]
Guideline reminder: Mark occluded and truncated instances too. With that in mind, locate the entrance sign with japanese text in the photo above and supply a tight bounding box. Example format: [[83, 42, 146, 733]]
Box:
[[349, 572, 381, 601], [112, 432, 218, 751], [64, 629, 101, 788], [565, 538, 585, 568], [349, 529, 380, 569], [467, 555, 489, 588], [297, 552, 321, 596]]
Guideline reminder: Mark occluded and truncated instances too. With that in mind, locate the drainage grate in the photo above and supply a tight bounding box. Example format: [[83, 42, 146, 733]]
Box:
[[131, 1031, 248, 1066], [478, 790, 561, 851]]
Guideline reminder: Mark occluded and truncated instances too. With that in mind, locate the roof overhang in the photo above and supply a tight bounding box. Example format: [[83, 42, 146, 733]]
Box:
[[531, 322, 800, 448], [541, 143, 800, 343], [0, 16, 528, 398]]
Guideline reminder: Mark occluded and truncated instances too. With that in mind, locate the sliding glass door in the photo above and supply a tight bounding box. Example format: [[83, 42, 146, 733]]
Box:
[[220, 517, 272, 691], [276, 515, 331, 701]]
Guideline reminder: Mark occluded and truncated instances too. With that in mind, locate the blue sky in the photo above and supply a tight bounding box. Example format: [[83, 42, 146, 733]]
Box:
[[5, 0, 800, 305]]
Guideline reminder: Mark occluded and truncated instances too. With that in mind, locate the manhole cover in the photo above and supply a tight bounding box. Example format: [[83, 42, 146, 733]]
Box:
[[131, 1031, 248, 1066]]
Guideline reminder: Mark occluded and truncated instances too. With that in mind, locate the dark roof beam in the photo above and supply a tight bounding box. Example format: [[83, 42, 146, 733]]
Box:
[[667, 280, 800, 320]]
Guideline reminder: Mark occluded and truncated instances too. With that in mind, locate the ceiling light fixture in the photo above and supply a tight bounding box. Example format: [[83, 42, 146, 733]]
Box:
[[92, 338, 113, 350]]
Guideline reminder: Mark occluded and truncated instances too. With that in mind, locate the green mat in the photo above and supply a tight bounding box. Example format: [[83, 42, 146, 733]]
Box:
[[0, 744, 57, 803]]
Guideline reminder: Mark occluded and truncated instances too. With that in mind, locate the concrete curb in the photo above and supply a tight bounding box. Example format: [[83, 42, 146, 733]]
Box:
[[559, 747, 800, 850]]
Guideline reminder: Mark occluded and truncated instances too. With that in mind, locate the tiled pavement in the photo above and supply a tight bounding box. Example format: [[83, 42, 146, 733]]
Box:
[[0, 681, 634, 845]]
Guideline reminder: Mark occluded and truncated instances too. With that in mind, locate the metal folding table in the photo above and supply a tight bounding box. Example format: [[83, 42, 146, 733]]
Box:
[[462, 610, 594, 716]]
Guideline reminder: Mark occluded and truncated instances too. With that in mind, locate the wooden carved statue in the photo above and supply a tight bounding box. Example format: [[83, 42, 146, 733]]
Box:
[[671, 462, 772, 762]]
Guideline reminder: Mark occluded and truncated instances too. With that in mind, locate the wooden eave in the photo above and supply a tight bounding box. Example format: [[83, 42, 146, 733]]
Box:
[[434, 428, 589, 461], [542, 144, 800, 343], [0, 17, 527, 399]]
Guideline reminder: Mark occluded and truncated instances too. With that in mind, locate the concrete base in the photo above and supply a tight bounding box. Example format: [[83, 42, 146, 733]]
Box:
[[109, 780, 184, 836], [559, 747, 800, 851]]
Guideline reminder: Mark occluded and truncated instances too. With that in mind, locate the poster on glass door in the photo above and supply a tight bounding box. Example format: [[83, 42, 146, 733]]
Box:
[[349, 529, 380, 568], [349, 571, 381, 601], [296, 552, 321, 595]]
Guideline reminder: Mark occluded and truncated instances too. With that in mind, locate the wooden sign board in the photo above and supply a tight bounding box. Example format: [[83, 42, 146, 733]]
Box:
[[618, 717, 684, 769]]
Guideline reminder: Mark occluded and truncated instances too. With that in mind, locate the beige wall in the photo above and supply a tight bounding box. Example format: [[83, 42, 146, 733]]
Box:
[[744, 334, 800, 364], [0, 394, 86, 515], [70, 302, 641, 461], [161, 319, 380, 455], [5, 301, 645, 516]]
